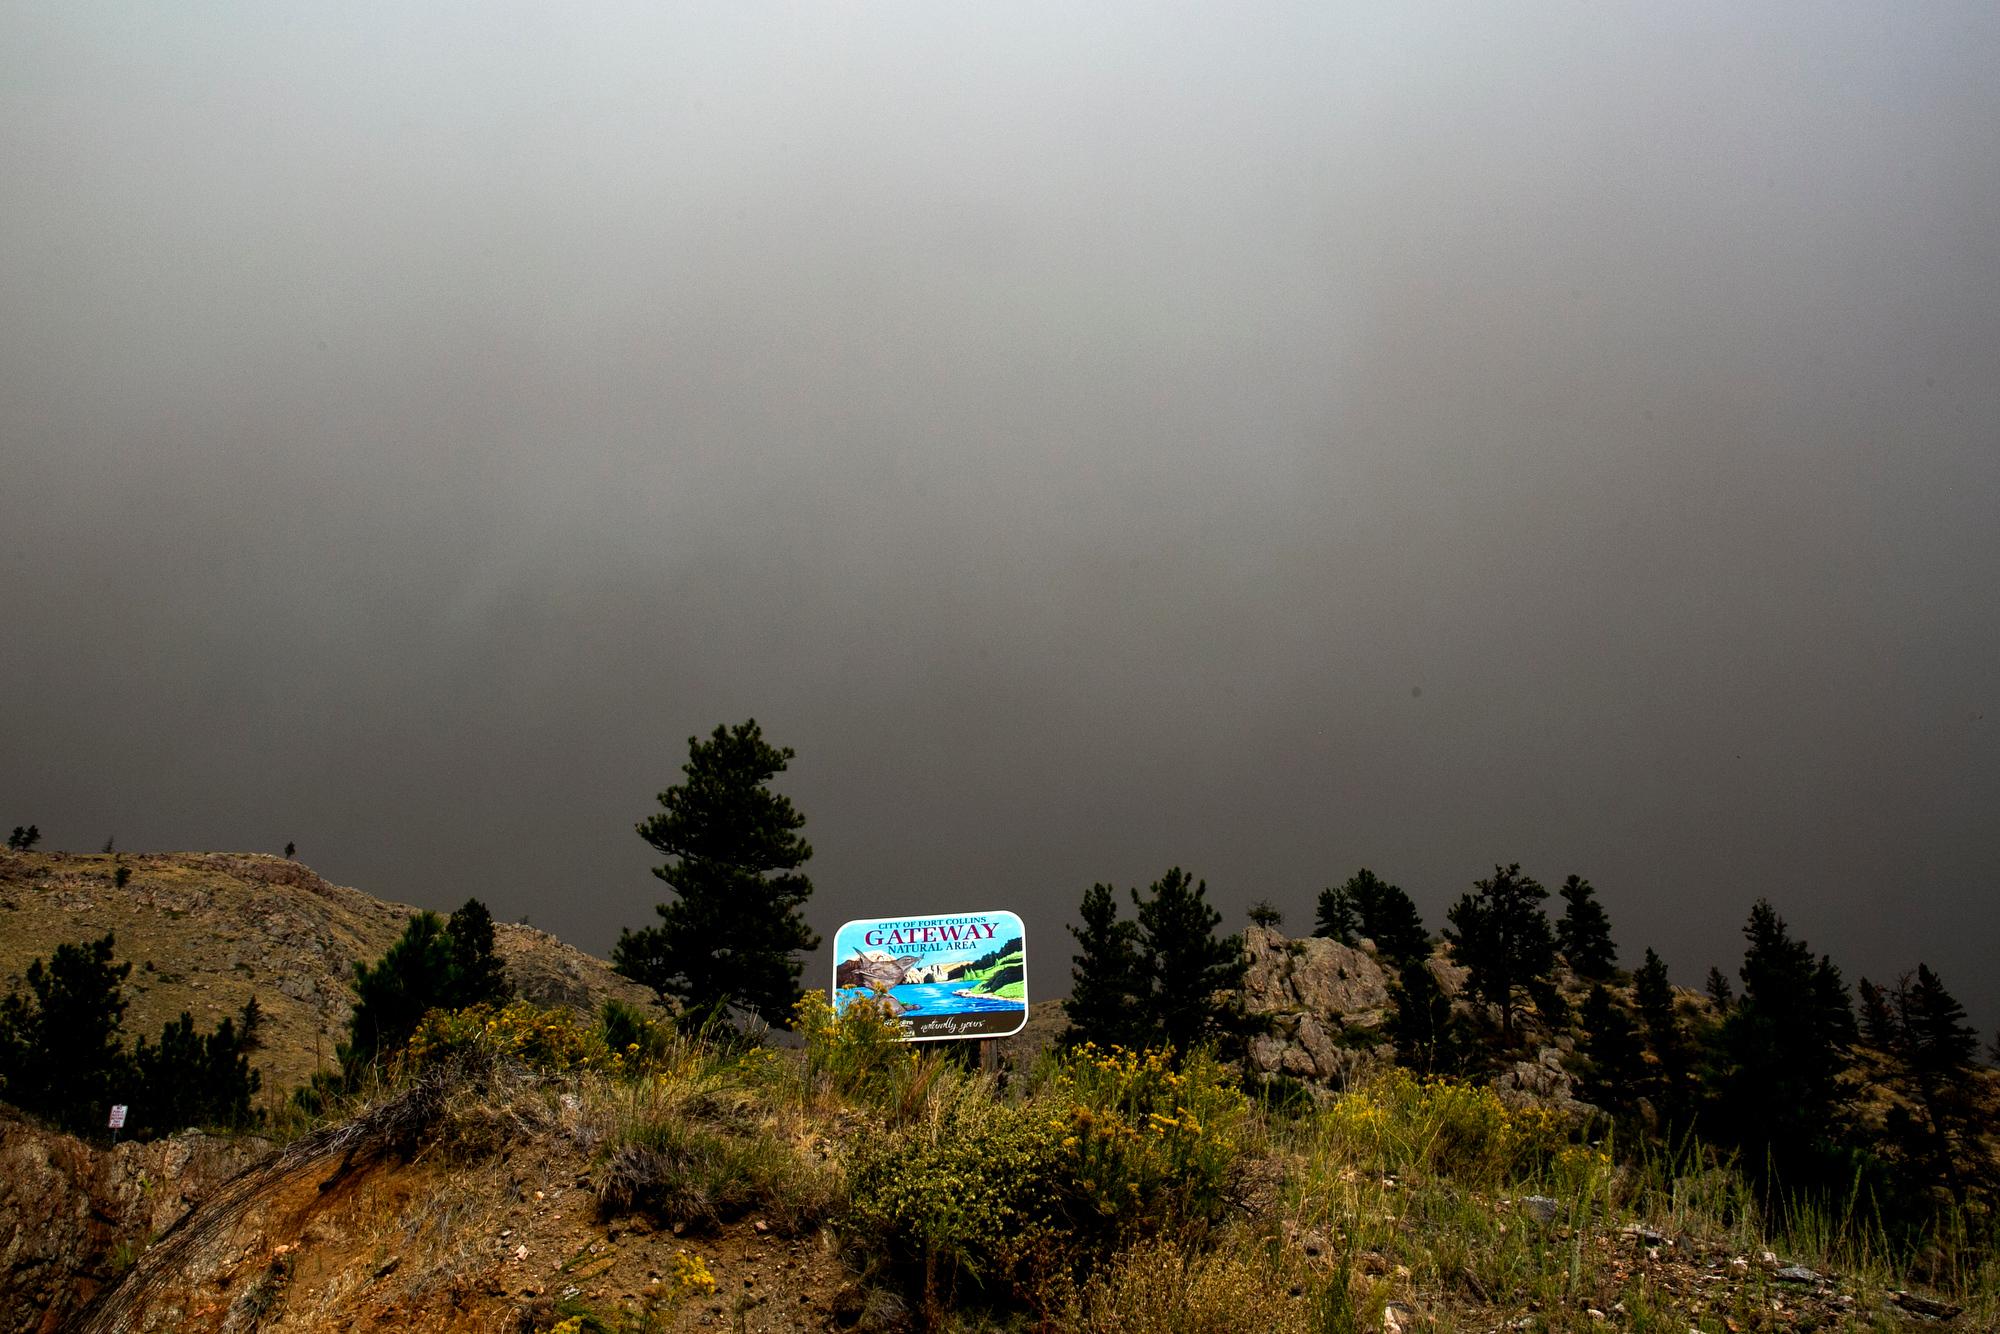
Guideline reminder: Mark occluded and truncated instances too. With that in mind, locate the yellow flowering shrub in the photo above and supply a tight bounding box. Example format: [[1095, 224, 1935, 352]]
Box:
[[1048, 1044, 1249, 1228], [793, 989, 917, 1100], [406, 1001, 619, 1075], [1319, 1068, 1577, 1187]]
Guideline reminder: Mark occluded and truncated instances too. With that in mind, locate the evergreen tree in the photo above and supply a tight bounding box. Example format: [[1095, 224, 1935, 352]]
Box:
[[1858, 977, 1896, 1048], [1063, 882, 1146, 1050], [128, 1010, 261, 1138], [1247, 899, 1283, 929], [1718, 900, 1853, 1180], [1388, 957, 1463, 1077], [1134, 868, 1247, 1056], [0, 933, 133, 1136], [344, 899, 509, 1071], [614, 720, 819, 1028], [1065, 869, 1246, 1056], [1704, 966, 1734, 1011], [1318, 869, 1430, 966], [1633, 947, 1692, 1113], [346, 913, 454, 1070], [1443, 864, 1556, 1040], [1555, 875, 1618, 980], [444, 898, 509, 1009], [1312, 882, 1359, 945], [1814, 956, 1858, 1052], [1879, 965, 1982, 1195], [1577, 983, 1645, 1113]]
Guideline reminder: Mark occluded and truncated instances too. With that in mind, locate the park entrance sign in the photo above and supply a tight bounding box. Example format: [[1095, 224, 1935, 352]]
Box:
[[831, 910, 1028, 1041]]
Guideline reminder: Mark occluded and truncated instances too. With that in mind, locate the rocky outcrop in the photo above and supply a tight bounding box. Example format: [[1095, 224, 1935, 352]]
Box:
[[0, 1109, 269, 1334], [1238, 925, 1392, 1085], [1494, 1045, 1586, 1111]]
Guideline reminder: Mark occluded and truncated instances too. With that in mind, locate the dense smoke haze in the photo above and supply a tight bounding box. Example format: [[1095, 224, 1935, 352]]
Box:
[[3, 5, 1996, 1025]]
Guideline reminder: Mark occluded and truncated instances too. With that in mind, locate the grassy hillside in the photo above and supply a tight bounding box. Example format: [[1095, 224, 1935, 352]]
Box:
[[0, 851, 654, 1101]]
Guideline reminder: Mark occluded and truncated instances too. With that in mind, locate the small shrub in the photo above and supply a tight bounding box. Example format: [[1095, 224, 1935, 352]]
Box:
[[599, 999, 675, 1070], [794, 989, 920, 1105], [1069, 1236, 1325, 1334], [1318, 1067, 1573, 1188], [598, 1116, 836, 1235], [406, 1001, 617, 1075]]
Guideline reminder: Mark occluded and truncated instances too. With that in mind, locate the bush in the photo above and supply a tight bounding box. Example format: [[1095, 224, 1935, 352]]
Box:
[[793, 989, 920, 1106], [844, 1075, 1077, 1312], [1046, 1044, 1250, 1232], [1069, 1236, 1325, 1334], [599, 999, 675, 1071], [597, 1113, 837, 1236], [1317, 1068, 1574, 1188], [406, 1001, 617, 1076]]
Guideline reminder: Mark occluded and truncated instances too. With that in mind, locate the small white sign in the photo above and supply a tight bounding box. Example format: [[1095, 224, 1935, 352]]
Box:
[[107, 1104, 127, 1130]]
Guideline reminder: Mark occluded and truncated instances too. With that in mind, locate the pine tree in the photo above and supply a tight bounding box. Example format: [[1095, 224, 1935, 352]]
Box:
[[1065, 869, 1246, 1056], [1633, 947, 1692, 1114], [1388, 957, 1463, 1077], [1134, 868, 1247, 1056], [1443, 864, 1556, 1040], [1577, 983, 1645, 1113], [1719, 900, 1852, 1179], [1858, 977, 1896, 1048], [1318, 869, 1429, 966], [1063, 883, 1146, 1050], [614, 720, 819, 1028], [1247, 899, 1283, 929], [1313, 883, 1359, 944], [0, 933, 133, 1136], [346, 913, 454, 1070], [1555, 875, 1618, 980], [1704, 966, 1734, 1011], [443, 899, 509, 1009], [1890, 964, 1981, 1194], [344, 900, 509, 1072], [128, 1010, 261, 1138]]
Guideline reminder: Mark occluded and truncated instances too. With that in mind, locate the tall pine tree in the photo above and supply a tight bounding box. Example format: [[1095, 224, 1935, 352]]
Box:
[[1718, 900, 1853, 1183], [615, 720, 819, 1028], [1063, 882, 1146, 1050]]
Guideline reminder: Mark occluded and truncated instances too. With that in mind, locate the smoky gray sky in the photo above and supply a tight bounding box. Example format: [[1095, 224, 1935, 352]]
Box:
[[4, 4, 1997, 1027]]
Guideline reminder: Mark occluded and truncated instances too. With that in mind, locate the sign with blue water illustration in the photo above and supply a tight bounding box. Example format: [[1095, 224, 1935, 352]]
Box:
[[831, 910, 1028, 1041]]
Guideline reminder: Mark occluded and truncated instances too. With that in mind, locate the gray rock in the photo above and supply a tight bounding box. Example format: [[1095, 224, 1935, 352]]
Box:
[[1774, 1265, 1819, 1284], [1521, 1195, 1561, 1224]]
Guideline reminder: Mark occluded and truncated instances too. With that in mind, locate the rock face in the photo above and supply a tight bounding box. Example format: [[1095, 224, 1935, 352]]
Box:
[[0, 1108, 268, 1334], [1238, 925, 1392, 1085]]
